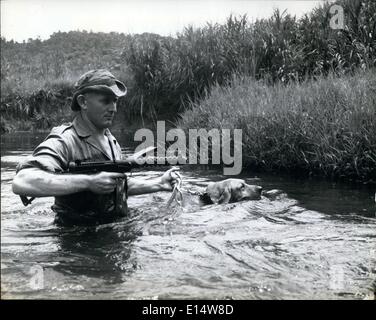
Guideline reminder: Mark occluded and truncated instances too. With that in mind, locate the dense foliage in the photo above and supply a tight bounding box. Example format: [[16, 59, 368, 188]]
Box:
[[1, 0, 375, 132], [179, 71, 376, 183]]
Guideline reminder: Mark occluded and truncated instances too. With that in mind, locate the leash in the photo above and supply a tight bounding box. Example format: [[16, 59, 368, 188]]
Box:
[[166, 172, 206, 208], [166, 171, 183, 207]]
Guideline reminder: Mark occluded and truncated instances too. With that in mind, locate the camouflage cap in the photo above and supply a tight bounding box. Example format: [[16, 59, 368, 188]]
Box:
[[71, 69, 127, 111]]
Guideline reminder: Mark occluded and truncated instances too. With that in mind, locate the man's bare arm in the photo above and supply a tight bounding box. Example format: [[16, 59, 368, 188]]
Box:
[[127, 167, 180, 196], [127, 177, 169, 196], [12, 168, 126, 197]]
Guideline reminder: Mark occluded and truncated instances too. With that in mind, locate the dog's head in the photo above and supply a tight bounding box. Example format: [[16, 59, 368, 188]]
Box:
[[206, 178, 262, 204]]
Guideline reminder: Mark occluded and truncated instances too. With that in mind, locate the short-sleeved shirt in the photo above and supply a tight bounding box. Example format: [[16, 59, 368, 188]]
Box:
[[16, 113, 128, 226]]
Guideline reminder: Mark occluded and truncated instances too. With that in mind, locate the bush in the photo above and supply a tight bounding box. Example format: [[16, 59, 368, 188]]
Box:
[[178, 70, 376, 183]]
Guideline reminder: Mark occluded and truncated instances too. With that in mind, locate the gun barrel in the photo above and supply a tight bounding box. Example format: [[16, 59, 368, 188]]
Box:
[[67, 157, 184, 173]]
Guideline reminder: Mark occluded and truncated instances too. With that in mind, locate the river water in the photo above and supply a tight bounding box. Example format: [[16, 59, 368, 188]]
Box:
[[1, 132, 375, 299]]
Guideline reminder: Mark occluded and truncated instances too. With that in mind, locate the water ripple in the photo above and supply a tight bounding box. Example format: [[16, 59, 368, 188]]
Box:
[[1, 163, 376, 299]]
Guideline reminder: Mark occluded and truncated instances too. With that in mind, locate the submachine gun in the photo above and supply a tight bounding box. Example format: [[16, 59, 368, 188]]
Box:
[[19, 147, 184, 207]]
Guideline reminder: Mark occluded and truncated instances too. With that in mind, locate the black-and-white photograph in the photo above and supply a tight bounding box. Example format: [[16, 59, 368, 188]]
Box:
[[1, 0, 375, 303]]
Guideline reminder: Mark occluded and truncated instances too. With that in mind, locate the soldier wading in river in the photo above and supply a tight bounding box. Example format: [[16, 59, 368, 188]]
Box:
[[12, 69, 180, 226]]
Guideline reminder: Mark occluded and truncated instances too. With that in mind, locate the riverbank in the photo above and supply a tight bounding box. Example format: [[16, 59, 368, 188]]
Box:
[[2, 1, 375, 133], [178, 71, 376, 185]]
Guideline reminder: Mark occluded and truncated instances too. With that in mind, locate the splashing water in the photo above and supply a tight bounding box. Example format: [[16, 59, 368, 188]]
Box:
[[1, 134, 375, 300]]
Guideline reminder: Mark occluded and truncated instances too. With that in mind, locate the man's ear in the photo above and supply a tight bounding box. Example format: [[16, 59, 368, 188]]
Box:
[[76, 94, 87, 110]]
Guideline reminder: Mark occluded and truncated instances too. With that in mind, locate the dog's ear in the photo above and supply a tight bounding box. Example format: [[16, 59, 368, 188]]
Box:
[[217, 186, 231, 204], [206, 182, 220, 204], [207, 181, 232, 204]]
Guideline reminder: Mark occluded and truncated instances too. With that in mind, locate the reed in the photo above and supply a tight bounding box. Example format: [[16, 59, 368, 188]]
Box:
[[178, 71, 376, 183], [123, 0, 375, 116]]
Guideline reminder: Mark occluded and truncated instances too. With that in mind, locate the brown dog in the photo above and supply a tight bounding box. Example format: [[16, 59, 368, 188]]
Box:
[[201, 178, 263, 205]]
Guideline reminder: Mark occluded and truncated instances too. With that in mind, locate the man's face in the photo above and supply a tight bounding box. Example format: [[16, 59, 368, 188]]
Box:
[[83, 92, 118, 129]]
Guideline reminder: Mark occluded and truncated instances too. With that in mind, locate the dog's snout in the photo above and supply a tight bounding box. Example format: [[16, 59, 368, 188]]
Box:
[[256, 186, 263, 193]]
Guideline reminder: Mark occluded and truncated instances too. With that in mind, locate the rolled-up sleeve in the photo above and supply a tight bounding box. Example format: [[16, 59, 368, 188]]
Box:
[[16, 134, 70, 173]]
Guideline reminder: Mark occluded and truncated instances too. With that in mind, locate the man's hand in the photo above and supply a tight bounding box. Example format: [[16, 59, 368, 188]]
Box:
[[158, 167, 181, 191], [88, 172, 126, 194]]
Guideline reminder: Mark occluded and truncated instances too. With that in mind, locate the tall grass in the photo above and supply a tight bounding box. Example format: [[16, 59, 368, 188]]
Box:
[[123, 0, 376, 116], [0, 79, 75, 131], [1, 0, 375, 132], [178, 71, 376, 183]]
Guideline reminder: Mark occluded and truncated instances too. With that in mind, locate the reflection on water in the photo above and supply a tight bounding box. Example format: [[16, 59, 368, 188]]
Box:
[[1, 132, 375, 299]]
